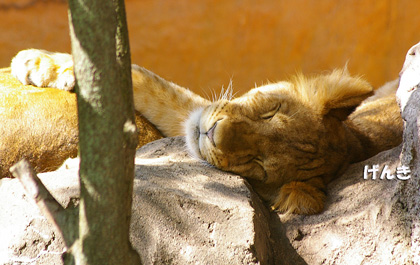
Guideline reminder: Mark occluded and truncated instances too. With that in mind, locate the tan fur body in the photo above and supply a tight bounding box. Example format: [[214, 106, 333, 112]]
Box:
[[4, 49, 403, 214], [0, 67, 79, 177], [0, 66, 163, 177]]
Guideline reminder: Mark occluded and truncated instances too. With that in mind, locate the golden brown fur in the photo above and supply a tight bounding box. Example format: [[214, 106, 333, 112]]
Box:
[[0, 66, 163, 178], [0, 67, 79, 177], [5, 49, 403, 214]]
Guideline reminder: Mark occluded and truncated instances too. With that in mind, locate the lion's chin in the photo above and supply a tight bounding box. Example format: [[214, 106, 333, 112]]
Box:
[[184, 107, 205, 160]]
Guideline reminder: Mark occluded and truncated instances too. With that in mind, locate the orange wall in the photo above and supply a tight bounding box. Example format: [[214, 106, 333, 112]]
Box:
[[1, 0, 419, 96]]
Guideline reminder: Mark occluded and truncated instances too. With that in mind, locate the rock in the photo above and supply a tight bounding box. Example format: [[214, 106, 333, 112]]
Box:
[[1, 138, 419, 265], [397, 42, 420, 111], [280, 146, 415, 264], [0, 160, 78, 264], [397, 41, 420, 265], [130, 137, 300, 264], [2, 134, 420, 264], [398, 88, 420, 265], [0, 137, 303, 265], [2, 135, 420, 265]]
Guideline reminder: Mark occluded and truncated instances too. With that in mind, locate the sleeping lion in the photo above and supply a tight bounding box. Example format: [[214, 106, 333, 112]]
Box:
[[6, 49, 403, 214]]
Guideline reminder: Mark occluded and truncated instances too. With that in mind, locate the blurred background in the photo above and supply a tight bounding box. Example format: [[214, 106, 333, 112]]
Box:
[[1, 0, 419, 96]]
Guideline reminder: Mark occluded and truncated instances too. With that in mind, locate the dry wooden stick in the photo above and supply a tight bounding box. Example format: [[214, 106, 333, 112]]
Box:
[[9, 158, 75, 247]]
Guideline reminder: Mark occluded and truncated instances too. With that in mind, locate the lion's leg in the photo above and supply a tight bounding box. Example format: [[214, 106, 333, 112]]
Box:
[[131, 65, 210, 137], [272, 177, 326, 215], [11, 49, 75, 91], [11, 49, 210, 137]]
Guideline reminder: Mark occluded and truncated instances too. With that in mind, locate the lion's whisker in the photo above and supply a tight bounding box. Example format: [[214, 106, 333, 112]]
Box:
[[201, 88, 212, 102], [217, 79, 235, 101], [288, 109, 301, 119]]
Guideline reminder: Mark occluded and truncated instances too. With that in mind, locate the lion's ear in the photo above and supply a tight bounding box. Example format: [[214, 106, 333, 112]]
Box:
[[295, 68, 373, 120]]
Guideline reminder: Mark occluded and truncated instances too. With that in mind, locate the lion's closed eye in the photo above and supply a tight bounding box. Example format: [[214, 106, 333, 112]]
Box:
[[253, 157, 265, 168], [232, 156, 267, 181], [260, 104, 280, 120]]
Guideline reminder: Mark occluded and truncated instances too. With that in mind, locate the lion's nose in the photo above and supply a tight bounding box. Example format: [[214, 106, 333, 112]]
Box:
[[206, 121, 218, 146]]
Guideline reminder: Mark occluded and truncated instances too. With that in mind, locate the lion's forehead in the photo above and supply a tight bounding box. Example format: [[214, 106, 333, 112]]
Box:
[[245, 81, 292, 95]]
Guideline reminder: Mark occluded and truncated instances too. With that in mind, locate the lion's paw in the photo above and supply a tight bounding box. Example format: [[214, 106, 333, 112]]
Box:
[[11, 49, 75, 91], [272, 181, 326, 215]]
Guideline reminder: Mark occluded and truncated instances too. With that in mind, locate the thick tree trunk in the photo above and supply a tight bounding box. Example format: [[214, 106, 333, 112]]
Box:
[[67, 0, 141, 264]]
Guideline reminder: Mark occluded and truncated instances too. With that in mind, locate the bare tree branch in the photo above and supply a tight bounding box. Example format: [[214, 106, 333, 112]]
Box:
[[9, 159, 77, 247]]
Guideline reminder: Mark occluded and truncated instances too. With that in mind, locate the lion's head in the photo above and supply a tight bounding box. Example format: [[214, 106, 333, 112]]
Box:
[[185, 69, 374, 214]]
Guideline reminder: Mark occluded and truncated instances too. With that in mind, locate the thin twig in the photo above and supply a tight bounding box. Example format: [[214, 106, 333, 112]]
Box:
[[9, 158, 75, 247]]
